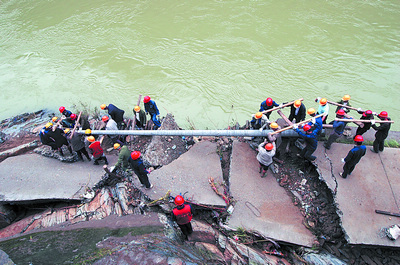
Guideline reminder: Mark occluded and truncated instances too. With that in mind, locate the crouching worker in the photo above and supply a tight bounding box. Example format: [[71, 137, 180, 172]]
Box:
[[172, 195, 194, 241], [114, 143, 130, 172], [65, 129, 91, 162], [256, 142, 276, 178], [87, 136, 108, 165]]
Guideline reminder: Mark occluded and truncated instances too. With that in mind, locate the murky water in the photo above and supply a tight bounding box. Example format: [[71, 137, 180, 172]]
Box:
[[0, 0, 399, 129]]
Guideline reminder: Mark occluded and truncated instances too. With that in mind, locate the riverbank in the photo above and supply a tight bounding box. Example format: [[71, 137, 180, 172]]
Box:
[[0, 110, 399, 264]]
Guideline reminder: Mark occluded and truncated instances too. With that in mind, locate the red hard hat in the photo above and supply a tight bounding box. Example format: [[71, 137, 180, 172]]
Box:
[[70, 113, 77, 120], [303, 124, 311, 132], [102, 116, 109, 122], [266, 97, 273, 106], [59, 106, 65, 113], [336, 109, 345, 116], [354, 135, 364, 142], [174, 195, 184, 206], [378, 111, 388, 118], [365, 110, 372, 115], [143, 96, 151, 103], [265, 143, 274, 151], [130, 151, 141, 160]]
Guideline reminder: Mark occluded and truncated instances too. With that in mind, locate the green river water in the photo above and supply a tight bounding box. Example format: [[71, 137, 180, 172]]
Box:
[[0, 0, 399, 129]]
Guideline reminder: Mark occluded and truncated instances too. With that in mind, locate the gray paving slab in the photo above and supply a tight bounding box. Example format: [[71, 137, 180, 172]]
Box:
[[315, 142, 400, 247], [143, 141, 226, 206], [227, 140, 315, 247], [0, 153, 118, 202]]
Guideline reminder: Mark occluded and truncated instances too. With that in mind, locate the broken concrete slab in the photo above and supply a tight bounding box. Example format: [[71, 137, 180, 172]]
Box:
[[0, 153, 117, 202], [140, 141, 226, 207], [315, 142, 400, 247], [227, 140, 316, 247]]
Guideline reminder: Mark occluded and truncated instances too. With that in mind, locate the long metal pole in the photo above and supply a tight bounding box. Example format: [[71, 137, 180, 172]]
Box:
[[77, 129, 303, 137]]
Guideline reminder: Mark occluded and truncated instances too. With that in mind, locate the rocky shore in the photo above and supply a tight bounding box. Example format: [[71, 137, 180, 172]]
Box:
[[0, 110, 399, 264]]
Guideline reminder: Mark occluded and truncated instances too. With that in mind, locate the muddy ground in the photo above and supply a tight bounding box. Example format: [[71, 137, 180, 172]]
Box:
[[1, 111, 400, 264]]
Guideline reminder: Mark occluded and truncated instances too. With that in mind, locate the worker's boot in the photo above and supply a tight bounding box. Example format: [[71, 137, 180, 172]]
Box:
[[103, 157, 109, 165], [58, 148, 64, 156], [261, 169, 267, 178], [68, 145, 73, 154]]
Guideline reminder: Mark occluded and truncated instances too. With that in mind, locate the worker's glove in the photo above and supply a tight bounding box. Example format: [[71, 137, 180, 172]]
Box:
[[311, 118, 316, 124], [292, 124, 298, 130], [357, 108, 362, 112], [315, 97, 321, 102], [91, 155, 94, 160], [341, 158, 345, 163], [371, 120, 376, 125], [279, 104, 283, 108], [157, 115, 160, 120], [372, 112, 377, 116]]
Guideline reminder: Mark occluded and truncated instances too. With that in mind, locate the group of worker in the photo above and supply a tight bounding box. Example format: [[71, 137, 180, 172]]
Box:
[[254, 95, 392, 179]]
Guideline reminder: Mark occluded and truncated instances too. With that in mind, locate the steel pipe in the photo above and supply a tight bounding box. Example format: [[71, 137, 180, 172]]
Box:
[[77, 129, 306, 137]]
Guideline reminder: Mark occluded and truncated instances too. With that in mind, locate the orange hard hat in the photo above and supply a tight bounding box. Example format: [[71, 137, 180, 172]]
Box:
[[45, 122, 53, 129], [354, 135, 364, 142], [52, 117, 58, 122], [143, 96, 151, 103], [114, 143, 121, 149], [255, 112, 263, 119], [342, 95, 351, 101], [294, 100, 301, 108], [174, 195, 184, 206], [87, 136, 95, 142], [134, 106, 140, 112], [319, 98, 327, 105], [100, 104, 107, 110], [307, 108, 316, 115], [265, 143, 274, 151], [130, 151, 141, 160], [102, 116, 109, 122], [85, 129, 92, 135]]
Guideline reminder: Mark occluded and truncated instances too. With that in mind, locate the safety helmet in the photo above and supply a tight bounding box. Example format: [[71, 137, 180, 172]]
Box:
[[85, 129, 92, 135], [307, 108, 316, 115], [100, 104, 107, 110], [143, 96, 151, 103], [270, 122, 279, 129], [134, 106, 141, 112], [45, 122, 53, 129], [365, 110, 373, 116], [52, 117, 58, 122], [294, 100, 301, 108], [319, 98, 327, 105], [102, 116, 109, 122], [59, 106, 66, 113], [354, 135, 364, 142], [303, 124, 311, 132], [64, 128, 70, 134], [378, 111, 388, 118], [266, 97, 273, 107], [87, 136, 95, 142], [174, 195, 184, 206], [342, 95, 351, 101], [255, 112, 263, 119], [70, 113, 77, 120], [113, 143, 121, 149], [336, 109, 345, 116], [130, 151, 141, 160], [265, 143, 274, 151]]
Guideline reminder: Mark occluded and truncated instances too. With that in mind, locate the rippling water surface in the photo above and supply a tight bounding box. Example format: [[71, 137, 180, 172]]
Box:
[[1, 1, 399, 129]]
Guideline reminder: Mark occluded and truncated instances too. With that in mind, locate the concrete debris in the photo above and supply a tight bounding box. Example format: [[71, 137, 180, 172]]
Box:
[[386, 225, 400, 241]]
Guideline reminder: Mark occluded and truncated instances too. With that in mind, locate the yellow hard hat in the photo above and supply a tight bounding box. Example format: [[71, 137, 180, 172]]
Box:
[[270, 122, 279, 129], [294, 100, 301, 108], [87, 136, 95, 142], [255, 112, 263, 119], [100, 104, 107, 110], [64, 128, 70, 134], [114, 143, 121, 149], [45, 122, 53, 129], [85, 129, 92, 135], [342, 94, 351, 101], [307, 108, 316, 115], [52, 117, 58, 122], [134, 106, 140, 112], [319, 98, 327, 105]]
